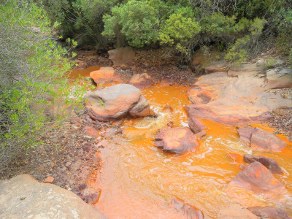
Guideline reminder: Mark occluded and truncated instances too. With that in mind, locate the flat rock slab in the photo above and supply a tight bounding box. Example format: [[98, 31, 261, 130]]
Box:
[[0, 174, 104, 219], [188, 70, 291, 124], [227, 162, 287, 199], [155, 127, 199, 154], [238, 127, 286, 152], [85, 84, 151, 121]]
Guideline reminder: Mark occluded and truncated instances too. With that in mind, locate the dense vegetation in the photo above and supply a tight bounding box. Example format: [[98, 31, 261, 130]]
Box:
[[0, 0, 82, 167], [39, 0, 291, 63]]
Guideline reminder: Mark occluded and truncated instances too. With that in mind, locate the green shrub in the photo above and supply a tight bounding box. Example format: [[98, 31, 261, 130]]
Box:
[[159, 7, 201, 57], [103, 0, 162, 48], [0, 0, 75, 164]]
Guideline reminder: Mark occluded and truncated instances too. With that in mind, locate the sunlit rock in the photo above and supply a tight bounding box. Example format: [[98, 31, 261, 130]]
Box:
[[0, 175, 104, 219], [155, 127, 199, 154], [218, 204, 258, 219], [85, 84, 151, 121]]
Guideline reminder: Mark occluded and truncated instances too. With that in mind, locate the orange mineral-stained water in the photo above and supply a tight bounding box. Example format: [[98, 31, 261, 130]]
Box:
[[90, 83, 292, 218]]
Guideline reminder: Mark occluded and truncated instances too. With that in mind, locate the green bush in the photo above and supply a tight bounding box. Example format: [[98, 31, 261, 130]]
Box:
[[0, 0, 75, 163], [159, 7, 201, 57], [103, 0, 162, 48]]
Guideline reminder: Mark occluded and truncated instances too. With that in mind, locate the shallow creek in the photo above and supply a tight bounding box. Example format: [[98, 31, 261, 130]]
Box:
[[71, 67, 292, 218]]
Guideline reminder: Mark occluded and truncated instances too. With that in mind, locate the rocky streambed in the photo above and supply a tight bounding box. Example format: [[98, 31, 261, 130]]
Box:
[[1, 49, 291, 219]]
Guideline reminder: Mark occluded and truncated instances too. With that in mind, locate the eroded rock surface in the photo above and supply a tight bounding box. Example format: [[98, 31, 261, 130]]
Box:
[[0, 175, 104, 219], [227, 162, 286, 198], [85, 84, 151, 121], [243, 154, 283, 174], [188, 66, 291, 124], [155, 127, 199, 154], [238, 127, 286, 152]]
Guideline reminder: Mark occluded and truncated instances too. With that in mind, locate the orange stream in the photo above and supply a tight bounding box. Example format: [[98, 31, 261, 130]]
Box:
[[95, 84, 292, 218], [70, 68, 292, 218]]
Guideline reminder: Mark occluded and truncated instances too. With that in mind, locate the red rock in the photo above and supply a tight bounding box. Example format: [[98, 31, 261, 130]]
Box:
[[43, 176, 54, 183], [188, 87, 213, 104], [85, 84, 151, 121], [186, 107, 206, 136], [155, 127, 199, 154], [129, 73, 153, 88], [89, 67, 121, 84], [238, 127, 286, 152], [171, 198, 204, 219], [228, 162, 286, 196], [243, 154, 283, 174], [248, 206, 291, 219]]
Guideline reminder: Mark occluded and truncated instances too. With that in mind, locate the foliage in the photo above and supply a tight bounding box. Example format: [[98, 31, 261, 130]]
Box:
[[103, 0, 162, 48], [159, 7, 201, 57], [0, 0, 76, 165]]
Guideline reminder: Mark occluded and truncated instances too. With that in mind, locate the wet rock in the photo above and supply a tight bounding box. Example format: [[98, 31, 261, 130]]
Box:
[[228, 162, 286, 197], [171, 198, 204, 219], [85, 84, 151, 121], [129, 96, 153, 117], [108, 47, 135, 67], [238, 127, 286, 152], [218, 204, 258, 219], [90, 67, 121, 84], [243, 154, 283, 174], [248, 206, 291, 219], [186, 107, 206, 136], [0, 175, 104, 219], [155, 127, 199, 154], [129, 73, 153, 88]]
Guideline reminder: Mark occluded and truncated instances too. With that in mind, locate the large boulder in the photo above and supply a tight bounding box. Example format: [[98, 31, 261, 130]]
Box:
[[129, 73, 153, 88], [90, 67, 121, 84], [238, 127, 286, 152], [155, 127, 199, 154], [243, 154, 283, 174], [0, 174, 104, 219], [228, 162, 286, 198], [85, 84, 151, 121]]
